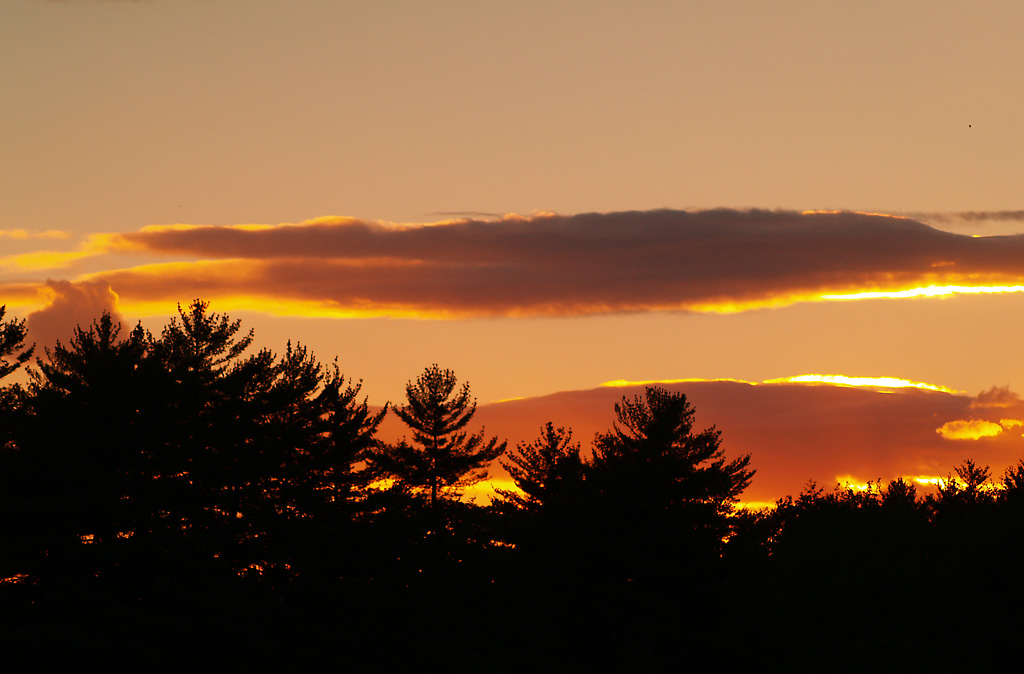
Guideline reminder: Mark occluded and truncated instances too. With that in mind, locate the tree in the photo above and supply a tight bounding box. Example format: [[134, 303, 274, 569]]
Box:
[[586, 386, 754, 576], [377, 364, 506, 508], [0, 306, 33, 458], [0, 305, 33, 381], [497, 422, 583, 511], [2, 301, 385, 589], [936, 459, 993, 506], [2, 313, 159, 586], [591, 386, 753, 511]]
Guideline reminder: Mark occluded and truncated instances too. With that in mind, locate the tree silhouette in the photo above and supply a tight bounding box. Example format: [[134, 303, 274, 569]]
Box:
[[591, 386, 753, 510], [497, 422, 583, 511], [4, 313, 159, 586], [0, 305, 32, 380], [376, 364, 506, 508], [2, 301, 384, 589], [587, 386, 754, 577], [936, 459, 993, 506]]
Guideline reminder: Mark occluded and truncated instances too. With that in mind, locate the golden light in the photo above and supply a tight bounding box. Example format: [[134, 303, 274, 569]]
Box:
[[835, 476, 874, 491], [762, 374, 957, 393], [0, 229, 70, 240], [601, 374, 959, 394], [0, 282, 51, 313], [936, 419, 1004, 440], [0, 249, 99, 272], [601, 377, 757, 388], [800, 210, 910, 219], [821, 284, 1024, 301], [735, 501, 777, 511]]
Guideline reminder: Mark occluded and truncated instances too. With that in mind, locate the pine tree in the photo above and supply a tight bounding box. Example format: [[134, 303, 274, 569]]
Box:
[[0, 305, 32, 380], [588, 386, 754, 575], [497, 422, 583, 511], [377, 364, 506, 508], [3, 301, 385, 588], [591, 386, 753, 511]]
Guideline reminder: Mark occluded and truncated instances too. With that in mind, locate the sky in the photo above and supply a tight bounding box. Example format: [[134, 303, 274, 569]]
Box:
[[4, 0, 1024, 502]]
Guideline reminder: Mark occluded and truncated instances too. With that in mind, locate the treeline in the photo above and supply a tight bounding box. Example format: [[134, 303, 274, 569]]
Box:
[[0, 301, 1019, 669]]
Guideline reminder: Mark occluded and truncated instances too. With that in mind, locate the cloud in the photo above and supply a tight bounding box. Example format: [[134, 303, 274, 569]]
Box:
[[86, 210, 1024, 317], [0, 230, 70, 240], [376, 379, 1024, 504], [908, 211, 1024, 225], [26, 280, 124, 351], [936, 419, 1004, 441], [14, 209, 1024, 318], [969, 385, 1022, 409]]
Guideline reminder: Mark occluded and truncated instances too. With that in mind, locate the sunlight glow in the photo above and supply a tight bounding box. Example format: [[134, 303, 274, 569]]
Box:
[[835, 476, 874, 491], [936, 419, 1004, 440], [115, 294, 466, 320], [764, 374, 957, 393], [0, 229, 70, 240], [0, 249, 99, 272], [735, 501, 776, 511], [801, 210, 909, 219], [601, 377, 757, 388], [821, 284, 1024, 301], [601, 374, 958, 394], [0, 283, 50, 313]]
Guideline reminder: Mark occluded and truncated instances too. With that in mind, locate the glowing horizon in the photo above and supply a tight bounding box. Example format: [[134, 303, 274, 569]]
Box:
[[821, 284, 1024, 301], [602, 374, 959, 394]]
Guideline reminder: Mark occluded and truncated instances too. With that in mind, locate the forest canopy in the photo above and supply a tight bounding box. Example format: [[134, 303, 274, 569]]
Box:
[[0, 301, 1017, 668]]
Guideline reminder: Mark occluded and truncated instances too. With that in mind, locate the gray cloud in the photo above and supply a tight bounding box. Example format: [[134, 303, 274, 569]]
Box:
[[905, 210, 1024, 228], [84, 209, 1024, 317]]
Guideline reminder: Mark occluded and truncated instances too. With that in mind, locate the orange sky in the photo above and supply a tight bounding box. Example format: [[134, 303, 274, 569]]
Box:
[[4, 1, 1024, 503], [372, 378, 1024, 506]]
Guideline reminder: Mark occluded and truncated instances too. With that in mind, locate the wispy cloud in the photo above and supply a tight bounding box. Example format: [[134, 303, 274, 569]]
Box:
[[908, 210, 1024, 225], [8, 209, 1024, 319], [0, 230, 70, 240]]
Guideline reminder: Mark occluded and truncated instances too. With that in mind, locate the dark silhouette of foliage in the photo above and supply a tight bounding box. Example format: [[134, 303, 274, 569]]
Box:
[[581, 386, 755, 581], [0, 305, 33, 381], [10, 299, 1024, 668], [591, 386, 754, 510], [0, 306, 33, 459], [1, 313, 160, 588], [935, 458, 994, 507], [375, 364, 506, 508], [497, 422, 584, 511], [1, 301, 384, 591]]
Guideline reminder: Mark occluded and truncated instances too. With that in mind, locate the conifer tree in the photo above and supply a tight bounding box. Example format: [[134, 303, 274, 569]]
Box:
[[377, 364, 506, 508], [0, 305, 32, 380], [2, 301, 384, 587], [588, 386, 754, 575], [497, 422, 583, 511]]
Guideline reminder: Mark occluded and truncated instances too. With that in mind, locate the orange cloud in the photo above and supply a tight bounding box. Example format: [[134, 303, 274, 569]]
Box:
[[13, 209, 1024, 319], [970, 386, 1022, 409], [936, 419, 1004, 440], [376, 379, 1024, 505], [26, 280, 124, 350], [0, 230, 70, 240]]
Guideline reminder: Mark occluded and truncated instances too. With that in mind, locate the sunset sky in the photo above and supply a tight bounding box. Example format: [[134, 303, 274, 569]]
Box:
[[5, 1, 1024, 502]]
